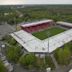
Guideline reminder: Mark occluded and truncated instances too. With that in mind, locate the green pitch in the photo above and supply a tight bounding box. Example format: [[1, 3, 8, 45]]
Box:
[[32, 27, 65, 40]]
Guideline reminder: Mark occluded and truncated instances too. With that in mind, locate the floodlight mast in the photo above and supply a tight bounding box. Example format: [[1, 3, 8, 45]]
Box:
[[14, 17, 17, 31], [48, 37, 49, 55], [47, 31, 50, 56], [43, 31, 50, 69]]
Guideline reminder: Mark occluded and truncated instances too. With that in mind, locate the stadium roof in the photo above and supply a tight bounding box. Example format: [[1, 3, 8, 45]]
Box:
[[11, 29, 72, 53], [56, 21, 72, 27], [21, 20, 53, 27], [11, 30, 47, 52]]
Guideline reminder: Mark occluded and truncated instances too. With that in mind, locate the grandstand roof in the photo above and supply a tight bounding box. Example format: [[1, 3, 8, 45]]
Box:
[[21, 20, 53, 27], [11, 29, 72, 53], [56, 21, 72, 27], [11, 30, 47, 52]]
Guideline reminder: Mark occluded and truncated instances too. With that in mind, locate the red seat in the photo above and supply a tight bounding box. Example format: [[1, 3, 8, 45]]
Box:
[[21, 22, 53, 33]]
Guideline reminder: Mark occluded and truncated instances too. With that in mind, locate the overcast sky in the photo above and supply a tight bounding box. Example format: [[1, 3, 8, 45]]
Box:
[[0, 0, 72, 5]]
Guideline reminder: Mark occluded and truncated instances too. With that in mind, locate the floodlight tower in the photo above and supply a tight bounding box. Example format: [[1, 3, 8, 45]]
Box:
[[47, 31, 50, 56], [43, 31, 50, 69], [14, 17, 17, 31]]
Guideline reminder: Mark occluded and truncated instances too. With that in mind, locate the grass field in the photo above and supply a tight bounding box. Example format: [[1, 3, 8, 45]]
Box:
[[32, 27, 65, 40]]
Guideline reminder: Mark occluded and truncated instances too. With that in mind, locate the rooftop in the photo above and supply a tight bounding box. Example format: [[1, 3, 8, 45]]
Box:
[[56, 21, 72, 27], [21, 19, 53, 27], [11, 28, 72, 53]]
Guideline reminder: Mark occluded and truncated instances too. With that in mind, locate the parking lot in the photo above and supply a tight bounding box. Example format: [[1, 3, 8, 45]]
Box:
[[0, 23, 15, 39]]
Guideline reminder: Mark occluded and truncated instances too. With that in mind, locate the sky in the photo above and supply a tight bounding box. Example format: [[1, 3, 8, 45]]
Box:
[[0, 0, 72, 5]]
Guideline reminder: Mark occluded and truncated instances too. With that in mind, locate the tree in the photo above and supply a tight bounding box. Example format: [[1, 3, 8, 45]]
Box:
[[55, 47, 71, 65], [6, 46, 22, 63], [0, 60, 7, 72], [19, 53, 36, 69], [45, 56, 55, 69], [35, 57, 46, 71]]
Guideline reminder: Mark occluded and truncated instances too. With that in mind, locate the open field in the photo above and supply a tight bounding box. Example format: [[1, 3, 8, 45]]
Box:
[[32, 27, 65, 40]]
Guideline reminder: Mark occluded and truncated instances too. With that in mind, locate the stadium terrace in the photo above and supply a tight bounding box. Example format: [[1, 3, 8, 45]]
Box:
[[11, 20, 72, 57]]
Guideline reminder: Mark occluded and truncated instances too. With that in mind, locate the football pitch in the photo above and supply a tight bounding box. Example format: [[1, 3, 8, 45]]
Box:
[[32, 27, 65, 40]]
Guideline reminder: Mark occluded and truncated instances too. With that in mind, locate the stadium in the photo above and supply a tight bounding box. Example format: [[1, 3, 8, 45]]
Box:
[[11, 20, 72, 57]]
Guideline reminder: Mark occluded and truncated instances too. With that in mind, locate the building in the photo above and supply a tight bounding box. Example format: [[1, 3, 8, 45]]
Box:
[[21, 19, 54, 33], [11, 20, 72, 57], [56, 21, 72, 28]]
